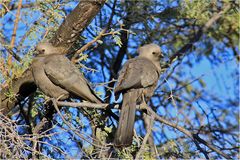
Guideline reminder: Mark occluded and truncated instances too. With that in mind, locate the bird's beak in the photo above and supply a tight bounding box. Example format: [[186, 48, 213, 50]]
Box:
[[159, 52, 164, 58]]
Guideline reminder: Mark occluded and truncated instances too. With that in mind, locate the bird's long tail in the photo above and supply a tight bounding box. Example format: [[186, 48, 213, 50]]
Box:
[[114, 91, 138, 147]]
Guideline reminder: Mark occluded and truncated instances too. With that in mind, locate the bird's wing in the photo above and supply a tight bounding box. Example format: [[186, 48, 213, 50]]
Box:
[[114, 59, 142, 93], [115, 57, 159, 94], [32, 57, 69, 99], [43, 55, 102, 103], [141, 59, 159, 88]]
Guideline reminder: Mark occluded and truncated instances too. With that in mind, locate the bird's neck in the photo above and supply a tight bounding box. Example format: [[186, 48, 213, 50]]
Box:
[[152, 61, 161, 73], [36, 53, 60, 57], [152, 61, 161, 74], [139, 56, 161, 73], [32, 56, 44, 65]]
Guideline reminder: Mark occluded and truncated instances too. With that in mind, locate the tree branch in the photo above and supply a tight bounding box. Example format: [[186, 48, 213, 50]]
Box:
[[140, 104, 231, 159], [39, 98, 232, 159], [167, 4, 231, 67], [135, 113, 154, 159], [7, 0, 22, 67], [71, 0, 117, 62], [56, 101, 109, 109], [52, 99, 109, 149], [50, 0, 106, 51], [0, 36, 21, 62]]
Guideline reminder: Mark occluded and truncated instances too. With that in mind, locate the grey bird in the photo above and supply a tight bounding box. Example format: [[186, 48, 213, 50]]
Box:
[[114, 43, 163, 147], [32, 42, 103, 103]]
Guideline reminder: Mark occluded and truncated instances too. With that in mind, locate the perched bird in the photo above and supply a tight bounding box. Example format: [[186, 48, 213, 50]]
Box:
[[114, 43, 163, 147], [32, 42, 103, 103]]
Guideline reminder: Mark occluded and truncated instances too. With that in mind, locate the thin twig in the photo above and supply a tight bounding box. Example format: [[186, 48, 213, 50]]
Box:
[[7, 0, 22, 67], [71, 29, 107, 62], [140, 103, 231, 159], [32, 117, 47, 159], [52, 99, 110, 149], [10, 0, 22, 48], [95, 79, 117, 86], [78, 63, 98, 72], [0, 36, 21, 62], [71, 0, 117, 62], [166, 4, 231, 67], [135, 113, 154, 159]]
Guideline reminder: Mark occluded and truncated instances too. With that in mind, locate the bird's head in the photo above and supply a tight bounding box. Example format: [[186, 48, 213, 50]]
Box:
[[36, 42, 54, 56], [35, 42, 59, 56], [138, 43, 163, 62]]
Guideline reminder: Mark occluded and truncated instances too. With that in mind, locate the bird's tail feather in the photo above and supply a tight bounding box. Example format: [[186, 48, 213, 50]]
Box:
[[114, 91, 138, 147]]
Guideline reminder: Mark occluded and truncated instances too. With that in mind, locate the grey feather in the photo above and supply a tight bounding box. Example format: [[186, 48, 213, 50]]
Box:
[[44, 54, 102, 103], [32, 57, 69, 100]]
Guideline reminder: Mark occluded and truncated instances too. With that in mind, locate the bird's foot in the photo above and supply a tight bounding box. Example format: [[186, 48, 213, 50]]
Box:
[[141, 93, 147, 105], [44, 97, 52, 105]]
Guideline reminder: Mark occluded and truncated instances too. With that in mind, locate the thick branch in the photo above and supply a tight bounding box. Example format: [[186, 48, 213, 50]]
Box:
[[50, 0, 106, 51], [0, 69, 36, 115], [57, 101, 109, 109]]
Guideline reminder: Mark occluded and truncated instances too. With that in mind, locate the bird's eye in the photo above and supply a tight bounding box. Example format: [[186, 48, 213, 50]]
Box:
[[152, 52, 156, 55], [41, 49, 45, 53]]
